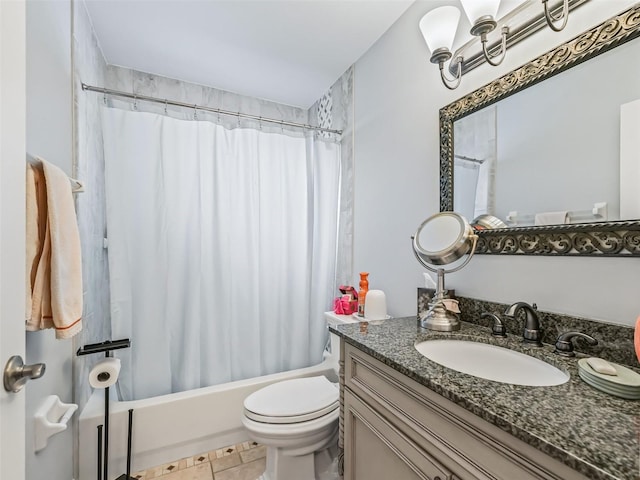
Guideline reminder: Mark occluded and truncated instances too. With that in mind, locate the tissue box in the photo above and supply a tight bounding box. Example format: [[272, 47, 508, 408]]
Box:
[[334, 294, 358, 315]]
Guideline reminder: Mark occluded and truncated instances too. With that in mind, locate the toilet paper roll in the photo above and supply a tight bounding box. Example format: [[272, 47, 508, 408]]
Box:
[[89, 358, 121, 389], [365, 290, 387, 321]]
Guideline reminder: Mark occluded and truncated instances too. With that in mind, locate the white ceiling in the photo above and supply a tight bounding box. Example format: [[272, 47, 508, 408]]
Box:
[[84, 0, 415, 108]]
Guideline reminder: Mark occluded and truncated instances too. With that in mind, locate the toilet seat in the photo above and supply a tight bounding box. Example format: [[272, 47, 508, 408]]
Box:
[[244, 376, 339, 424]]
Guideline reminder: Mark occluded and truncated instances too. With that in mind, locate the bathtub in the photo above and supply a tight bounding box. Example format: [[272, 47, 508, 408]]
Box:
[[78, 316, 353, 480]]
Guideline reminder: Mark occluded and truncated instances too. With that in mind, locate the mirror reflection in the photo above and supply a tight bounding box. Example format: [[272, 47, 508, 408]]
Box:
[[453, 36, 640, 227]]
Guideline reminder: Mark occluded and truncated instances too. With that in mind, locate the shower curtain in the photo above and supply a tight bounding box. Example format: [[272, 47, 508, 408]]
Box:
[[102, 107, 342, 401]]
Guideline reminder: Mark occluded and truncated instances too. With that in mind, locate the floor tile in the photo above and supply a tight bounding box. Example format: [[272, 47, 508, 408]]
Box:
[[210, 452, 242, 473], [136, 439, 255, 479], [146, 465, 165, 478], [162, 460, 181, 475], [239, 446, 266, 464], [213, 458, 266, 480], [192, 452, 210, 465], [162, 462, 213, 480]]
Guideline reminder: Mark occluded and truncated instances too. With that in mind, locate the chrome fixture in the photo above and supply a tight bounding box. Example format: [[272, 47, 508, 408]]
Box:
[[504, 302, 542, 346], [543, 0, 569, 32], [3, 355, 46, 393], [553, 331, 598, 356], [460, 0, 508, 66], [82, 84, 342, 135], [419, 6, 463, 90], [481, 312, 506, 337], [420, 0, 579, 90], [412, 212, 478, 332]]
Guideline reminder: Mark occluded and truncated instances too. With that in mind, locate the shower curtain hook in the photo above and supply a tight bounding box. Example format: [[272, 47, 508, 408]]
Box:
[[102, 88, 107, 105], [280, 120, 284, 133], [164, 100, 168, 115], [259, 116, 263, 131], [193, 104, 198, 120], [237, 112, 241, 128], [133, 95, 138, 111]]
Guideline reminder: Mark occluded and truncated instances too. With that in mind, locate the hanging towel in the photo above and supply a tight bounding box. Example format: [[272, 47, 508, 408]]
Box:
[[534, 211, 569, 226], [25, 158, 83, 339], [635, 316, 640, 364]]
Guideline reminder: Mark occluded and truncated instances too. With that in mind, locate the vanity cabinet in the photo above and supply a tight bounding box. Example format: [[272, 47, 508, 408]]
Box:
[[342, 342, 588, 480]]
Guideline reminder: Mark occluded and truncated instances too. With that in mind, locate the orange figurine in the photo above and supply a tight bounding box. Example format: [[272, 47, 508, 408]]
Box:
[[357, 272, 369, 317]]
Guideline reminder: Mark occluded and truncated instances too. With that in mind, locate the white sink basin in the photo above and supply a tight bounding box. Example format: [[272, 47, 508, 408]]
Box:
[[415, 340, 569, 386]]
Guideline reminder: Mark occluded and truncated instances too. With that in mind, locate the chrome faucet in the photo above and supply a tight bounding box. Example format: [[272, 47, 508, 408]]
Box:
[[504, 302, 542, 346]]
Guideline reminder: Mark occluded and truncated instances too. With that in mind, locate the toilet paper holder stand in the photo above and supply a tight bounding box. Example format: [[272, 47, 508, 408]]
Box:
[[77, 338, 131, 480], [77, 338, 131, 356]]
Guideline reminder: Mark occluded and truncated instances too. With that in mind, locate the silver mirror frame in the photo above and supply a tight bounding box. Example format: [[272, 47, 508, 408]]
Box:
[[413, 212, 475, 265], [439, 4, 640, 257]]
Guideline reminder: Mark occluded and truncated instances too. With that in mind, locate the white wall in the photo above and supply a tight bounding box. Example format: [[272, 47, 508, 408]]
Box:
[[353, 0, 639, 326], [26, 0, 75, 479]]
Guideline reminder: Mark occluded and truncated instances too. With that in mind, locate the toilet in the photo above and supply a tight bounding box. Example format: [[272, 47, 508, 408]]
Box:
[[242, 312, 359, 480]]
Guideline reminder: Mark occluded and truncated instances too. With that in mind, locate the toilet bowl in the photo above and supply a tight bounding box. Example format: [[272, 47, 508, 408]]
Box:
[[242, 312, 361, 480], [242, 375, 340, 480]]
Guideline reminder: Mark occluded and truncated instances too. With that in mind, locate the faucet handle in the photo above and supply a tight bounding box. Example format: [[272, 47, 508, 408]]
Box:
[[553, 331, 598, 357], [481, 312, 506, 337]]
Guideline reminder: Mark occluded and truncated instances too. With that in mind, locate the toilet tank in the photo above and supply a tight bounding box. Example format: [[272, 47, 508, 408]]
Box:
[[324, 312, 363, 368]]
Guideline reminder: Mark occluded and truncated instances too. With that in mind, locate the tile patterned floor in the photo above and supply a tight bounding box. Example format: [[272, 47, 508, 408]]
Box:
[[130, 441, 266, 480]]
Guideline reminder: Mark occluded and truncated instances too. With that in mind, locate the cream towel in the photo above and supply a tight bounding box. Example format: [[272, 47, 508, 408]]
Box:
[[534, 211, 569, 226], [25, 158, 83, 339]]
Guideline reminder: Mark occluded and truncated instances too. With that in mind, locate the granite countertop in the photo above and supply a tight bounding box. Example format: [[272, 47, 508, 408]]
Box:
[[331, 317, 640, 480]]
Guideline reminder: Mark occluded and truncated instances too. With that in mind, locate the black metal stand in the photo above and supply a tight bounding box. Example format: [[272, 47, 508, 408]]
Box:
[[77, 338, 131, 480], [77, 338, 130, 356], [115, 408, 135, 480], [97, 425, 103, 480], [104, 382, 110, 480], [127, 409, 133, 477]]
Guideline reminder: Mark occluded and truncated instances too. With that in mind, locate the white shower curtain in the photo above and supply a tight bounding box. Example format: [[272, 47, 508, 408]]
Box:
[[102, 107, 342, 401]]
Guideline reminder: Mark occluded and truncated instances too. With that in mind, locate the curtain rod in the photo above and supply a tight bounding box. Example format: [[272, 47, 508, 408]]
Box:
[[81, 83, 342, 135]]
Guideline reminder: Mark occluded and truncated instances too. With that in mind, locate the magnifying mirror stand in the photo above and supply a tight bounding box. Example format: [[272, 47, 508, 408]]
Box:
[[425, 267, 459, 331], [412, 212, 478, 332], [415, 236, 477, 332]]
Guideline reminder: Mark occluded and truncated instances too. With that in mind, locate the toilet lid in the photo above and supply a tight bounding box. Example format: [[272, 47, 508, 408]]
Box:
[[244, 376, 339, 424]]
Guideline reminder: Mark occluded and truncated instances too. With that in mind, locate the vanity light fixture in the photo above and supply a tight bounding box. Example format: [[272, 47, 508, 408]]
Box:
[[460, 0, 508, 66], [419, 6, 463, 90], [421, 0, 573, 90]]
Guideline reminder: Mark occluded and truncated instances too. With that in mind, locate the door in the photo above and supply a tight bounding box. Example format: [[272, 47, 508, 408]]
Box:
[[0, 1, 27, 479]]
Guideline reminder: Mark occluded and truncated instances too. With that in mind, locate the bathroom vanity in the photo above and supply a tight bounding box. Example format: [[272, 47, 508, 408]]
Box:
[[330, 318, 639, 480]]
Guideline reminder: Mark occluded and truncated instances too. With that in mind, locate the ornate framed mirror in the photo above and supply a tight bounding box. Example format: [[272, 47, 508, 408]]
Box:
[[440, 4, 640, 256]]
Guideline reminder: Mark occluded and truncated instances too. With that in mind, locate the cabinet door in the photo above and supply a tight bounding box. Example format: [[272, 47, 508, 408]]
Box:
[[344, 389, 454, 480]]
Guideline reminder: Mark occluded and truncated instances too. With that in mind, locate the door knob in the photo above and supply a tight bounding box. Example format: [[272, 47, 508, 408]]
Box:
[[3, 355, 46, 393]]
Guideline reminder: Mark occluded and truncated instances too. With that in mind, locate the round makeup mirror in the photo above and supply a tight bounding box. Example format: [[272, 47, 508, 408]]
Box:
[[412, 212, 478, 331]]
